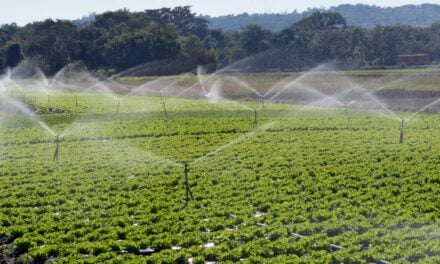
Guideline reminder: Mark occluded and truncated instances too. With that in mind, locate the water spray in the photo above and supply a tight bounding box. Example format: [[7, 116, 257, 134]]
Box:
[[399, 119, 404, 144], [53, 135, 60, 161], [260, 95, 265, 108], [184, 163, 194, 201]]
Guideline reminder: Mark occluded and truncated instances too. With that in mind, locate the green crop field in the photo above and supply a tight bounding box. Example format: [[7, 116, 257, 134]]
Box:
[[0, 89, 439, 264]]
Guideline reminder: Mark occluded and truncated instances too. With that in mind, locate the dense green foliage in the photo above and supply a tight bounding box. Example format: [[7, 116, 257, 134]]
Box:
[[4, 43, 22, 68], [1, 6, 440, 75], [0, 90, 439, 263], [0, 7, 217, 76]]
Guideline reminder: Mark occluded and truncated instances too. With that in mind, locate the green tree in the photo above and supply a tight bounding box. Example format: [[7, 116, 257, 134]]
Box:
[[180, 35, 218, 70], [0, 23, 19, 68], [239, 24, 273, 56], [5, 43, 23, 68], [145, 6, 209, 38], [102, 23, 181, 71], [78, 26, 106, 69], [13, 19, 80, 74], [293, 12, 346, 31]]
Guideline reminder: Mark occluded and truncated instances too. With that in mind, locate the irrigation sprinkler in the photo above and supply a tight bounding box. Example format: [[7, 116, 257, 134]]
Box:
[[116, 100, 120, 113], [159, 90, 164, 103], [344, 102, 348, 114], [399, 119, 404, 144], [53, 135, 60, 161], [254, 109, 258, 124], [75, 95, 78, 107], [184, 163, 194, 201], [47, 95, 50, 104], [162, 102, 168, 118]]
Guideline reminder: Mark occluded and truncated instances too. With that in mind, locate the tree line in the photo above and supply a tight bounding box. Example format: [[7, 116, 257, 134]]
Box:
[[0, 7, 440, 76]]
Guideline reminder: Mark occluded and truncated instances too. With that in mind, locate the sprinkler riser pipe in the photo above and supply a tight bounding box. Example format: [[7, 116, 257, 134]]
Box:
[[399, 119, 404, 144], [116, 100, 120, 113], [254, 109, 258, 124], [184, 163, 194, 201], [162, 102, 168, 118], [53, 135, 60, 161]]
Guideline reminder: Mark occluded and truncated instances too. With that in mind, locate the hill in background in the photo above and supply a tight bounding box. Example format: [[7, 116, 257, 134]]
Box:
[[203, 4, 440, 32]]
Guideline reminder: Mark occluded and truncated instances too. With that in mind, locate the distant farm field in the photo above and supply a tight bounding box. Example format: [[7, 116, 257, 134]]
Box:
[[120, 67, 440, 93]]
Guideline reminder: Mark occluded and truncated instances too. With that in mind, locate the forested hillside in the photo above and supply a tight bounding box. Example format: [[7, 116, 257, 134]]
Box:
[[205, 4, 440, 32]]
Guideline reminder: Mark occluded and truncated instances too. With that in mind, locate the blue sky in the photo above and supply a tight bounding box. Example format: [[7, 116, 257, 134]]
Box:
[[1, 0, 439, 25]]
